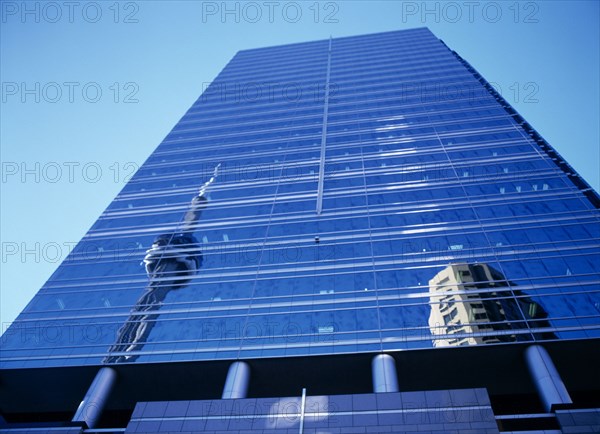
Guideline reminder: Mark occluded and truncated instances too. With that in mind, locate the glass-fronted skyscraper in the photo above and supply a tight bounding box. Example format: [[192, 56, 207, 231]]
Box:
[[2, 28, 599, 434]]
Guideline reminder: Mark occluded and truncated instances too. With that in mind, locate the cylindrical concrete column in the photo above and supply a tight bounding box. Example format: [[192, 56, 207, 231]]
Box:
[[72, 367, 117, 428], [372, 354, 399, 393], [525, 345, 572, 412], [222, 361, 250, 399]]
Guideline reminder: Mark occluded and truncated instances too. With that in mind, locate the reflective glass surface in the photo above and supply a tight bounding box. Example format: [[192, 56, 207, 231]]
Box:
[[2, 28, 599, 369]]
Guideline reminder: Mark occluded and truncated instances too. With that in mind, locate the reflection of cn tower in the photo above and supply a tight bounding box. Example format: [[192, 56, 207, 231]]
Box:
[[103, 164, 220, 364]]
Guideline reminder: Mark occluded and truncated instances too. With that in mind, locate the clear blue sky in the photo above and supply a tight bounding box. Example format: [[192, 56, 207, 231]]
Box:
[[1, 0, 599, 329]]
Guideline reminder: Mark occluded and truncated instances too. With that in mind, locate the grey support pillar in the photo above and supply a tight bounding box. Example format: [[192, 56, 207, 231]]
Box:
[[222, 361, 250, 399], [372, 354, 399, 393], [525, 345, 572, 412], [72, 366, 117, 428]]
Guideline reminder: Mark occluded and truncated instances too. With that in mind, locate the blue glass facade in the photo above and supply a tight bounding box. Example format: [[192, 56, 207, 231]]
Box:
[[2, 27, 599, 370], [1, 28, 599, 433]]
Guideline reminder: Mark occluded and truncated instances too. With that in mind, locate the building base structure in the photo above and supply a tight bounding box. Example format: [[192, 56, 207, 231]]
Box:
[[124, 389, 499, 434], [2, 341, 600, 433]]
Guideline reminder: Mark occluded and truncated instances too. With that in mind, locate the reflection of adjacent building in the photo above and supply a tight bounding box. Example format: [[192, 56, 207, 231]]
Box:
[[428, 263, 555, 347]]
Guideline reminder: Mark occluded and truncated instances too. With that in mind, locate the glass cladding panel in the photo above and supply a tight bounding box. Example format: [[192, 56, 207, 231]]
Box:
[[3, 28, 599, 369]]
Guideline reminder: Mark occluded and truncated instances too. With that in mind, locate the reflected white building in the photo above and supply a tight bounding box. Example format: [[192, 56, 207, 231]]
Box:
[[428, 263, 550, 347]]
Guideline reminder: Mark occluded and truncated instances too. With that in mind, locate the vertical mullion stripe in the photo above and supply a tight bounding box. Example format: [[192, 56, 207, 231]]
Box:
[[316, 37, 333, 215]]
